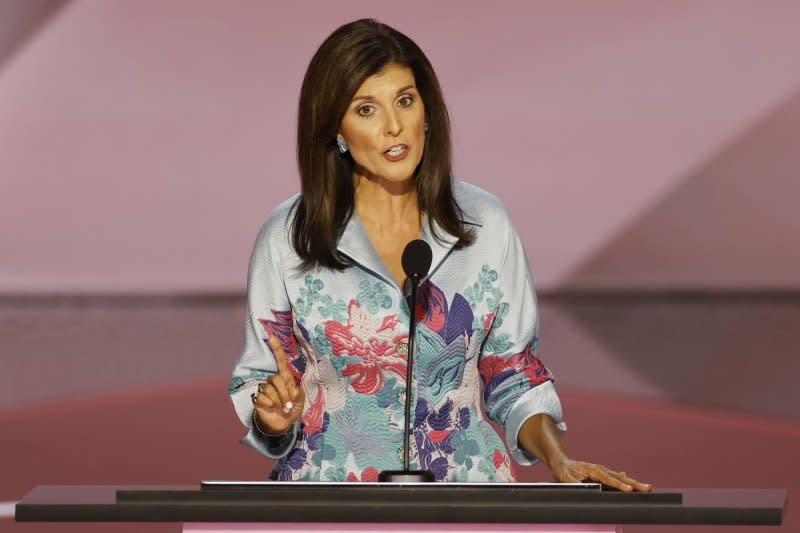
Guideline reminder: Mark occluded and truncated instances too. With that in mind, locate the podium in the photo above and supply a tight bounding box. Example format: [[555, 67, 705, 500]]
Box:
[[15, 482, 786, 532]]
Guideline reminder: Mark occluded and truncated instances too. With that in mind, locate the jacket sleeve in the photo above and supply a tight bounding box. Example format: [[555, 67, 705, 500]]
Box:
[[477, 212, 566, 465], [229, 210, 299, 459]]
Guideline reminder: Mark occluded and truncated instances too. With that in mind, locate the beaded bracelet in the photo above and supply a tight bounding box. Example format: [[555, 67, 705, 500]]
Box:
[[252, 409, 291, 438]]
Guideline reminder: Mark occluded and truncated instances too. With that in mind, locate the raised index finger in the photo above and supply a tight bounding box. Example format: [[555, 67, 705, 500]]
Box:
[[267, 335, 291, 375]]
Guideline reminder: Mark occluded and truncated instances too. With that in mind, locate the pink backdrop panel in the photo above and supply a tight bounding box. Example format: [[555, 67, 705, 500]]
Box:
[[2, 0, 800, 292]]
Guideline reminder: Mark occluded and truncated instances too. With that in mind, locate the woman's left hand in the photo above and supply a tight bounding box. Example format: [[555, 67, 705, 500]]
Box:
[[550, 458, 651, 492]]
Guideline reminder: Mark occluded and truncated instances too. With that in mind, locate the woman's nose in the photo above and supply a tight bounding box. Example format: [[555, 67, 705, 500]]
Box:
[[385, 110, 402, 136]]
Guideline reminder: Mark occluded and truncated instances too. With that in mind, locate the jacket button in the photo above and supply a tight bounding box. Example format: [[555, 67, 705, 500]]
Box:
[[396, 342, 408, 355]]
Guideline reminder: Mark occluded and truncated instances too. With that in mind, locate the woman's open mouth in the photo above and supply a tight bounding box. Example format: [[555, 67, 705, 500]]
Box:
[[383, 144, 408, 162]]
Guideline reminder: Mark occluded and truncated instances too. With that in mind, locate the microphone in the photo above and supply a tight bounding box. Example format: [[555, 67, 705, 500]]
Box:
[[379, 239, 435, 483], [401, 238, 433, 283]]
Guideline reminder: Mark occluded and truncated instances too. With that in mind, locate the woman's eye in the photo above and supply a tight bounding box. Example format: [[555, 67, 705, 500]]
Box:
[[357, 105, 374, 117], [398, 96, 413, 108]]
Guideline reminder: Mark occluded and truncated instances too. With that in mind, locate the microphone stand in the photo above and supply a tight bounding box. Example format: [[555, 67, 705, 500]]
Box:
[[379, 241, 435, 483]]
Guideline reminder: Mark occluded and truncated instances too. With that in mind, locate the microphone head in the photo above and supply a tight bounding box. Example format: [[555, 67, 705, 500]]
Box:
[[401, 239, 433, 280]]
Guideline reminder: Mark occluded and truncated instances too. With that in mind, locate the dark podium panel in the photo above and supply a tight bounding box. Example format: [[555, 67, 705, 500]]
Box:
[[15, 483, 785, 526]]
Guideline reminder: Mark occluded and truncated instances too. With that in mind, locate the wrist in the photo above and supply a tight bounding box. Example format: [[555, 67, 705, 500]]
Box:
[[519, 413, 569, 468], [252, 409, 291, 438], [546, 452, 572, 472]]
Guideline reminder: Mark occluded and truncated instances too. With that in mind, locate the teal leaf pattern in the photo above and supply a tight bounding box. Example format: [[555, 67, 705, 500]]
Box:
[[356, 279, 393, 314], [318, 293, 347, 322]]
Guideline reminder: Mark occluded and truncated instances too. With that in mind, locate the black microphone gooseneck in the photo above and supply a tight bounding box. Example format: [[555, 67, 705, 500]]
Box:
[[378, 239, 435, 483]]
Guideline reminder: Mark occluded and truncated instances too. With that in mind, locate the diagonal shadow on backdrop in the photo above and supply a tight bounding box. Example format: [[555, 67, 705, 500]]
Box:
[[0, 0, 71, 74], [564, 87, 800, 289], [554, 88, 800, 421]]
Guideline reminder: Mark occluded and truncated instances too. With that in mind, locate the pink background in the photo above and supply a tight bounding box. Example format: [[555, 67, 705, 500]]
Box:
[[1, 2, 798, 533], [3, 0, 800, 293]]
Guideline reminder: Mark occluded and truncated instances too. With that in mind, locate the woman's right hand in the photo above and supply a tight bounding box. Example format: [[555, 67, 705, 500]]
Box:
[[251, 336, 305, 435]]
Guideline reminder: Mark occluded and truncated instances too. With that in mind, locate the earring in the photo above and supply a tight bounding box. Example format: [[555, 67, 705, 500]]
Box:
[[424, 122, 429, 133], [336, 135, 349, 154]]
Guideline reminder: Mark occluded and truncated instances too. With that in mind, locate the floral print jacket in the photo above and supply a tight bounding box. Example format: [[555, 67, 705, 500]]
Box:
[[229, 181, 565, 482]]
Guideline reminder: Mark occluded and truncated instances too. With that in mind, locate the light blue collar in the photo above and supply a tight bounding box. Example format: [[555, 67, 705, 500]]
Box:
[[336, 212, 467, 293]]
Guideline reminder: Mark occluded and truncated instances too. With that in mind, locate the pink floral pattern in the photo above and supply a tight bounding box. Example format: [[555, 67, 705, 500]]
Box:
[[325, 300, 408, 394], [478, 341, 552, 390], [347, 466, 379, 482]]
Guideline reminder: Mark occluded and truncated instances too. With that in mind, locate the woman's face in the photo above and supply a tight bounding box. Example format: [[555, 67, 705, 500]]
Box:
[[339, 63, 426, 185]]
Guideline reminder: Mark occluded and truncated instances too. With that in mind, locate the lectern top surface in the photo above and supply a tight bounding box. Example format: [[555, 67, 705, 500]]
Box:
[[201, 481, 602, 490]]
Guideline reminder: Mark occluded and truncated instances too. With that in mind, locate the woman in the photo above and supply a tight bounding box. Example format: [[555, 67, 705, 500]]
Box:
[[230, 18, 649, 489]]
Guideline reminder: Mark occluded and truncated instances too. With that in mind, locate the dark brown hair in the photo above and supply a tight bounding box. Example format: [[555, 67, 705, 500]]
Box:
[[292, 18, 474, 271]]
